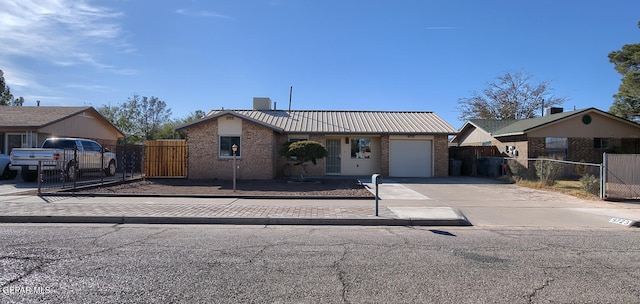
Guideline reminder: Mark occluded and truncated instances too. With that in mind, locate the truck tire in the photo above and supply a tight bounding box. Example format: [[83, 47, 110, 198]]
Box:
[[1, 164, 17, 180], [66, 162, 77, 182], [104, 160, 116, 176], [21, 170, 38, 182]]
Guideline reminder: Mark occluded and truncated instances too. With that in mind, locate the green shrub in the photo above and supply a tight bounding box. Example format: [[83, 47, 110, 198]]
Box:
[[506, 159, 528, 181], [579, 173, 600, 195], [534, 158, 562, 186]]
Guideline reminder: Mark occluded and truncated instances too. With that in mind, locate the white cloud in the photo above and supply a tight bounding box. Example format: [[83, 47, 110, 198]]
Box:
[[0, 0, 130, 70], [175, 8, 234, 20]]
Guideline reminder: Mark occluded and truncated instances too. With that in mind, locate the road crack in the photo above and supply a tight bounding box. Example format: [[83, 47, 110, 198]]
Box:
[[332, 244, 350, 304], [524, 276, 555, 303], [0, 256, 52, 289]]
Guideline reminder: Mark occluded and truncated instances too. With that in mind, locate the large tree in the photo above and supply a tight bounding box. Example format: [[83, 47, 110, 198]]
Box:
[[1, 69, 26, 106], [155, 110, 207, 139], [136, 95, 172, 140], [608, 21, 640, 120], [1, 69, 15, 105], [457, 70, 566, 121], [98, 94, 173, 143]]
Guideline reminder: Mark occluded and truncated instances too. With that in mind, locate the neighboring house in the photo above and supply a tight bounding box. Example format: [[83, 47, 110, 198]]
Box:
[[176, 98, 458, 179], [0, 106, 124, 154], [451, 107, 640, 165]]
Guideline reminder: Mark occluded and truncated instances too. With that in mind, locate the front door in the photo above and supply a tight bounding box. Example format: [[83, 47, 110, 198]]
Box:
[[325, 138, 341, 175]]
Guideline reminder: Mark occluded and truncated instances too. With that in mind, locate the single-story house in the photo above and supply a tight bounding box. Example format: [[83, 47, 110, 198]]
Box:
[[176, 98, 458, 179], [450, 107, 640, 165], [0, 106, 124, 154]]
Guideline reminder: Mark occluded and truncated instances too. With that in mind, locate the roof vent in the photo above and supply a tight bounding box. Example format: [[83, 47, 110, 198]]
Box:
[[545, 107, 563, 116], [253, 97, 271, 110]]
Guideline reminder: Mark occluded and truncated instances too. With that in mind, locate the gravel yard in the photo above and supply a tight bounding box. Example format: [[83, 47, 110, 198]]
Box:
[[85, 178, 374, 198]]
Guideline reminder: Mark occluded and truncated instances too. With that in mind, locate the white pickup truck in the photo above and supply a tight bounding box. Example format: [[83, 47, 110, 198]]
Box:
[[10, 138, 117, 182]]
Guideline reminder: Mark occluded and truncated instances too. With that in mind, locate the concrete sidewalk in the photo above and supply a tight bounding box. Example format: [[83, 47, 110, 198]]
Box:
[[0, 195, 471, 226]]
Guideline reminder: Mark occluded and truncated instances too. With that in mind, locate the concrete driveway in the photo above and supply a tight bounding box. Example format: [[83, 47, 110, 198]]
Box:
[[0, 176, 36, 195], [370, 176, 640, 228]]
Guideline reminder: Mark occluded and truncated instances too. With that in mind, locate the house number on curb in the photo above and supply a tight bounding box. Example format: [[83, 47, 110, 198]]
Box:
[[609, 218, 633, 226]]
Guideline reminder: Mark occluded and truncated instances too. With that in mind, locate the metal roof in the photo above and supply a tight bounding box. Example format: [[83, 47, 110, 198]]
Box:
[[178, 110, 458, 134]]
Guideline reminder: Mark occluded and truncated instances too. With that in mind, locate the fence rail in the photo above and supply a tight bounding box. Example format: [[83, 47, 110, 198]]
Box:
[[36, 145, 144, 195]]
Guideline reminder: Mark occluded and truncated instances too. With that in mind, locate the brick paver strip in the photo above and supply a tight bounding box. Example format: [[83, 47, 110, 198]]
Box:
[[0, 199, 398, 219]]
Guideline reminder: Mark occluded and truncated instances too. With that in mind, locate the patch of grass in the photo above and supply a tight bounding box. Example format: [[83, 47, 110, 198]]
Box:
[[514, 179, 599, 200]]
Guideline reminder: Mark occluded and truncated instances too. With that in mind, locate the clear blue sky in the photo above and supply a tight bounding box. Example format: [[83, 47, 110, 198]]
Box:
[[1, 0, 638, 128]]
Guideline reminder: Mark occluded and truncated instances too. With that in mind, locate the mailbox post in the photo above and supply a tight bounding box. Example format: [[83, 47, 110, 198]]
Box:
[[232, 144, 238, 192], [372, 174, 382, 216]]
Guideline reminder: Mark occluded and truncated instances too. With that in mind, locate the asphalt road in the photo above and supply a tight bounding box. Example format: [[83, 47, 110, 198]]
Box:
[[0, 224, 638, 303]]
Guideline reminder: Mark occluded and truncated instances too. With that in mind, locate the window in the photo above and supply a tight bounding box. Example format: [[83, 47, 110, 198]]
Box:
[[7, 132, 38, 153], [287, 136, 308, 142], [594, 138, 612, 149], [220, 136, 240, 157], [43, 139, 77, 149], [545, 137, 567, 159], [81, 140, 102, 152], [351, 138, 371, 159]]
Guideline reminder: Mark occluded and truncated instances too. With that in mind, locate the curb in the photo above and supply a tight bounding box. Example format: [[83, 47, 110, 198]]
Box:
[[0, 215, 473, 226], [40, 193, 374, 200]]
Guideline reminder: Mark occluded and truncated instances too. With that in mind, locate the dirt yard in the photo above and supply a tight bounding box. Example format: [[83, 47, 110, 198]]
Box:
[[86, 178, 374, 198]]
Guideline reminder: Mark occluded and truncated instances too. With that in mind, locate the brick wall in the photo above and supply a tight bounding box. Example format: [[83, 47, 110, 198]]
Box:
[[185, 119, 275, 179], [380, 135, 390, 176], [433, 135, 449, 177], [237, 122, 275, 179], [185, 122, 218, 179], [528, 137, 546, 158], [569, 138, 618, 163]]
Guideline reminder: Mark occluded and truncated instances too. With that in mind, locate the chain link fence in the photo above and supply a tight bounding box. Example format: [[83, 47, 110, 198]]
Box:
[[476, 157, 603, 198], [603, 153, 640, 200]]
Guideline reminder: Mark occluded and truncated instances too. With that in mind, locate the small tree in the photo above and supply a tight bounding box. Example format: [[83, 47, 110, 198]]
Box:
[[279, 140, 328, 180]]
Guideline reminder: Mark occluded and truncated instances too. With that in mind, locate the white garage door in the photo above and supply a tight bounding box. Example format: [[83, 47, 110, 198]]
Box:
[[389, 139, 432, 177]]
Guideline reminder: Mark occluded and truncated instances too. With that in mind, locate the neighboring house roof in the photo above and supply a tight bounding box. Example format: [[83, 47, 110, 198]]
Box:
[[0, 106, 124, 136], [177, 110, 458, 135], [491, 108, 637, 136], [451, 107, 640, 143], [464, 119, 518, 134]]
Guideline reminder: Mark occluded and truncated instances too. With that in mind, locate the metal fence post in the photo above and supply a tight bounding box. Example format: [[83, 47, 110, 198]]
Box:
[[37, 161, 42, 195], [601, 152, 606, 200], [73, 146, 78, 192], [101, 146, 105, 185]]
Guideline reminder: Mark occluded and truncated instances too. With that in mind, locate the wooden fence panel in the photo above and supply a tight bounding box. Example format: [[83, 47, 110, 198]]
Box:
[[145, 140, 187, 177]]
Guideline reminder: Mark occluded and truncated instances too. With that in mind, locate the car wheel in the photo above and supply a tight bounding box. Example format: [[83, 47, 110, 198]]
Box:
[[104, 160, 116, 176], [21, 170, 38, 182], [1, 164, 17, 180], [66, 162, 77, 182]]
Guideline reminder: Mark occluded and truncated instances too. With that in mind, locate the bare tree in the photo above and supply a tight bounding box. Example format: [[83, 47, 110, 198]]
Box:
[[458, 70, 566, 121]]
